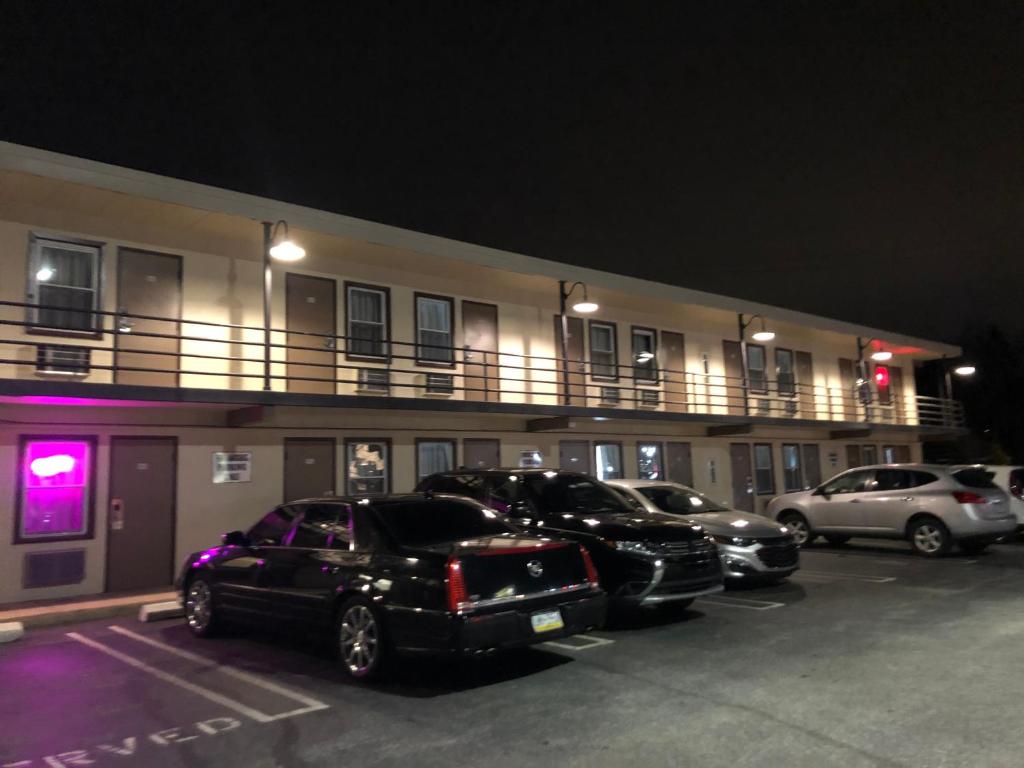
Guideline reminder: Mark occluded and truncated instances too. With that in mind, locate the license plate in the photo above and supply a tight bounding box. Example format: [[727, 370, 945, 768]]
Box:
[[531, 609, 564, 634]]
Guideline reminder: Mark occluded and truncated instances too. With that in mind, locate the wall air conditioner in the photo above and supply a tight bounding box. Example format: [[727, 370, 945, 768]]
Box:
[[599, 386, 621, 405], [424, 373, 454, 396], [36, 345, 90, 377], [638, 389, 660, 408], [356, 368, 390, 394]]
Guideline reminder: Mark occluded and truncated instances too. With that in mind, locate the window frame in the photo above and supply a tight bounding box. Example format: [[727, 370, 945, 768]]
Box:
[[637, 441, 665, 480], [413, 292, 455, 368], [781, 443, 802, 492], [631, 326, 659, 384], [746, 343, 768, 394], [415, 438, 457, 481], [343, 437, 393, 495], [25, 234, 105, 339], [588, 320, 619, 382], [775, 347, 795, 397], [753, 443, 775, 495], [594, 441, 624, 481], [344, 281, 391, 362], [14, 434, 98, 544]]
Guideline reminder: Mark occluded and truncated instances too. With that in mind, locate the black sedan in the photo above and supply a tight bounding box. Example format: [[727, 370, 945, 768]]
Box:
[[176, 493, 607, 679], [416, 469, 725, 608]]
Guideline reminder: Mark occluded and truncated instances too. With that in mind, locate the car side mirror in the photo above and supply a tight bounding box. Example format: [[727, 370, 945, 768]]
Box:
[[222, 530, 249, 547], [812, 487, 830, 499]]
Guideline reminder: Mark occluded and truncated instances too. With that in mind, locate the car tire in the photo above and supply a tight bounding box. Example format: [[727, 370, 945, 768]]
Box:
[[908, 517, 952, 557], [184, 576, 219, 638], [960, 542, 989, 556], [824, 535, 851, 546], [336, 597, 387, 681], [778, 512, 815, 547]]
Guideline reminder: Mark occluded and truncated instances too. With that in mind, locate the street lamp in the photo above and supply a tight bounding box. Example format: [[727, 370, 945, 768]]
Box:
[[558, 281, 599, 406], [262, 220, 305, 390]]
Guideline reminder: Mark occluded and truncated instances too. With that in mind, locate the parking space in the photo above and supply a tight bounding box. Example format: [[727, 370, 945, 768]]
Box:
[[5, 542, 1024, 767]]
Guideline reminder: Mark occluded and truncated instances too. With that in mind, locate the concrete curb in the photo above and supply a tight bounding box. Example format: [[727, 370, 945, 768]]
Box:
[[0, 591, 178, 629], [139, 600, 184, 622], [0, 622, 25, 643]]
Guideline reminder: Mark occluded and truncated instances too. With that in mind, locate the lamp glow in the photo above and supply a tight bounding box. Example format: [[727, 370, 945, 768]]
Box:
[[572, 300, 599, 313], [871, 350, 893, 362], [954, 365, 976, 376], [29, 454, 76, 478], [751, 330, 775, 342], [268, 240, 306, 262], [36, 266, 55, 282]]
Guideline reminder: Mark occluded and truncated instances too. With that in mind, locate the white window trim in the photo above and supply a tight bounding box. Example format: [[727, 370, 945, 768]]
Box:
[[28, 236, 102, 335]]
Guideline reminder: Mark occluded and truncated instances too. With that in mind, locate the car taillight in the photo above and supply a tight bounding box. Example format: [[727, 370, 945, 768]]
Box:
[[953, 491, 989, 505], [579, 545, 600, 588], [446, 557, 468, 612]]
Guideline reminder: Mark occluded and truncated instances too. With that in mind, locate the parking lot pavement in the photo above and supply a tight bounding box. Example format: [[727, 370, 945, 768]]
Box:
[[5, 542, 1024, 768]]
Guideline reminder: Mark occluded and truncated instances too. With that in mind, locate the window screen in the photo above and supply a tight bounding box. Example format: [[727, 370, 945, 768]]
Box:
[[589, 322, 617, 379], [754, 443, 775, 494], [29, 238, 100, 333], [417, 440, 454, 480], [782, 444, 802, 491], [632, 329, 657, 382], [348, 285, 387, 358], [776, 349, 795, 396], [747, 345, 767, 393], [416, 296, 453, 364]]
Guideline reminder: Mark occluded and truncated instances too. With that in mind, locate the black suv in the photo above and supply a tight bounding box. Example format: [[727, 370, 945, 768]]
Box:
[[417, 469, 724, 608]]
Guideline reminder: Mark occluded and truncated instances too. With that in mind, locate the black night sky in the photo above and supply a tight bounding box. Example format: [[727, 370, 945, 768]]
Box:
[[2, 2, 1021, 344]]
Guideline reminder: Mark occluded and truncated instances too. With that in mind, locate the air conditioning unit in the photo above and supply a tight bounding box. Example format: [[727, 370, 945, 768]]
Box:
[[36, 345, 90, 377], [638, 389, 660, 408], [755, 398, 771, 415], [425, 373, 454, 396], [784, 399, 798, 417], [599, 386, 621, 405], [356, 368, 390, 393]]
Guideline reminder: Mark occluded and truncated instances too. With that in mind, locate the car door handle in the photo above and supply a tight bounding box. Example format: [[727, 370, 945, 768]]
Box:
[[901, 496, 913, 502]]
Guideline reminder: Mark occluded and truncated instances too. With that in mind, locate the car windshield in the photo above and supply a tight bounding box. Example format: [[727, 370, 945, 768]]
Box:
[[374, 500, 515, 547], [952, 468, 997, 489], [636, 486, 730, 514], [521, 473, 632, 515]]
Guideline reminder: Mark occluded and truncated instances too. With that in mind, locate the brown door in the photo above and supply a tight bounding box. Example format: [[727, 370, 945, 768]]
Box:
[[729, 443, 754, 513], [107, 437, 176, 592], [666, 442, 694, 486], [838, 358, 857, 421], [559, 441, 591, 474], [286, 274, 336, 395], [795, 351, 814, 419], [894, 445, 912, 462], [846, 444, 862, 468], [463, 438, 501, 469], [722, 340, 745, 415], [662, 331, 687, 413], [553, 315, 586, 406], [802, 444, 822, 488], [284, 438, 336, 501], [116, 249, 181, 387], [462, 301, 499, 402], [889, 367, 904, 423]]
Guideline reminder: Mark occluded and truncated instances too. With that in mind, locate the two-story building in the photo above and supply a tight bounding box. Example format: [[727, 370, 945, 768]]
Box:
[[0, 142, 964, 605]]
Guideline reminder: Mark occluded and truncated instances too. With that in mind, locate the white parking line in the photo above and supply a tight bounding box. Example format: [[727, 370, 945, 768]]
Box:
[[697, 595, 786, 611], [543, 634, 616, 650], [805, 553, 911, 566], [67, 632, 277, 723], [107, 625, 329, 721], [797, 570, 897, 583]]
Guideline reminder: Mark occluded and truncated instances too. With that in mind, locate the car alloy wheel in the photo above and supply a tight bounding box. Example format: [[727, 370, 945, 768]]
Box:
[[186, 579, 214, 636], [339, 603, 380, 678], [780, 514, 811, 546], [913, 524, 945, 555]]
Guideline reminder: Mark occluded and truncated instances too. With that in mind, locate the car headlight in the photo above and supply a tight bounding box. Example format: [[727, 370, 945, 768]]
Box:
[[712, 534, 756, 547], [614, 540, 659, 556]]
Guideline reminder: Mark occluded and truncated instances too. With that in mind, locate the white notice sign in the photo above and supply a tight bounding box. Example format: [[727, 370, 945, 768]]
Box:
[[213, 452, 252, 484]]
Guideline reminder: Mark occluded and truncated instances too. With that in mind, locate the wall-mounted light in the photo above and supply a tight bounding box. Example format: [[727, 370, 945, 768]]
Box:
[[871, 350, 893, 362], [954, 365, 976, 376], [740, 314, 775, 342]]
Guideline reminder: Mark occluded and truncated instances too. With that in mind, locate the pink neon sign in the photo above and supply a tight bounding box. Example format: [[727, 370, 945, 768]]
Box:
[[21, 440, 91, 538], [29, 453, 76, 478]]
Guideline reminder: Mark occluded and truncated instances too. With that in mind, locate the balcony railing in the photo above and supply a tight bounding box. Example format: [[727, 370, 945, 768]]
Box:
[[0, 300, 965, 428]]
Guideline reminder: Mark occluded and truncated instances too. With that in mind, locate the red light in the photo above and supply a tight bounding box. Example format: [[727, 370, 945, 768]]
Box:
[[446, 557, 468, 612], [874, 366, 890, 388], [952, 491, 988, 505], [579, 545, 600, 587]]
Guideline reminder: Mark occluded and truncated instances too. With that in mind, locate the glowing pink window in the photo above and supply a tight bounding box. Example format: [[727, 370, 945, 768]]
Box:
[[20, 439, 91, 538]]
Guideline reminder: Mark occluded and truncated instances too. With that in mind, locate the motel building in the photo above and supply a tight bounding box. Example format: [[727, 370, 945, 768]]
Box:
[[0, 142, 965, 605]]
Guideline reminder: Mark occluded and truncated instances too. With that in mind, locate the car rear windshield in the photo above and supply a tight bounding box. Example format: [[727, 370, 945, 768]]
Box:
[[951, 468, 997, 489], [521, 473, 632, 515], [637, 486, 730, 514], [374, 500, 515, 547], [1010, 469, 1024, 499]]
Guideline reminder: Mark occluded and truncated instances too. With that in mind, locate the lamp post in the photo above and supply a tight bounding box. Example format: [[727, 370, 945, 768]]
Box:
[[737, 314, 775, 416], [558, 280, 598, 406], [262, 220, 305, 391]]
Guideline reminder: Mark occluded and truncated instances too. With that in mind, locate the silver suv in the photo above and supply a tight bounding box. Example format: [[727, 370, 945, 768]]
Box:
[[766, 464, 1015, 556]]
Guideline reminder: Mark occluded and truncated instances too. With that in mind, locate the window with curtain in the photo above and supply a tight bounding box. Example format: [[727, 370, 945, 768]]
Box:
[[416, 295, 453, 365], [775, 349, 795, 396], [347, 285, 387, 358], [595, 443, 623, 480], [782, 444, 802, 491], [754, 443, 775, 494], [346, 440, 389, 494], [417, 440, 454, 479], [589, 322, 617, 379], [637, 442, 663, 480], [746, 344, 767, 393], [632, 328, 657, 382], [28, 238, 100, 333], [17, 437, 94, 541]]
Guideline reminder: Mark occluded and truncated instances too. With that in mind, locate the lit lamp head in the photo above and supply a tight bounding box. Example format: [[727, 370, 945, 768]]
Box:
[[267, 220, 306, 262], [954, 365, 976, 377], [571, 285, 599, 314], [750, 317, 775, 342], [871, 350, 893, 362]]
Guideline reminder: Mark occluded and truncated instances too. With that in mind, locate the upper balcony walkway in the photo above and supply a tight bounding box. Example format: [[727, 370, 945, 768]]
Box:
[[0, 301, 965, 434]]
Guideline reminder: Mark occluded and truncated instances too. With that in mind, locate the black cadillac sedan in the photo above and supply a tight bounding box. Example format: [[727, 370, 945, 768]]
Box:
[[176, 493, 606, 679], [416, 469, 725, 608]]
